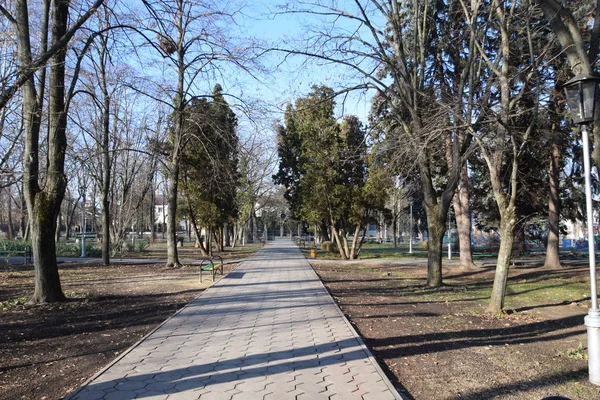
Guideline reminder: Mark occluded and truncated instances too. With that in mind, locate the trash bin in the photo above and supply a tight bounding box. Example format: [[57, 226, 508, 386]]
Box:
[[310, 249, 317, 258]]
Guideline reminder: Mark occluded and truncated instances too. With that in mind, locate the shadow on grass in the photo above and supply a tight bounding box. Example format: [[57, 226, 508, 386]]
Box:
[[450, 368, 587, 400], [364, 314, 585, 359]]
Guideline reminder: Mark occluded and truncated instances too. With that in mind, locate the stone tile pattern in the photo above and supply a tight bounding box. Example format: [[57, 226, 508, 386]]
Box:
[[67, 239, 403, 400]]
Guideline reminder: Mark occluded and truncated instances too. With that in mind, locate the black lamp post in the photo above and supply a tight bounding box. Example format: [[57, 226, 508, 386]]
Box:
[[564, 73, 600, 385]]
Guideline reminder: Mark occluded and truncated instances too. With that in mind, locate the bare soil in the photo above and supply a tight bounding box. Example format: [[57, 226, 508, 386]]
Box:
[[0, 261, 238, 400], [3, 253, 600, 400], [311, 260, 600, 400]]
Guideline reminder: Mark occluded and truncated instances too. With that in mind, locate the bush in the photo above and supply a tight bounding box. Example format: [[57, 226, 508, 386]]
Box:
[[55, 242, 80, 257], [85, 245, 102, 258], [320, 241, 337, 253], [135, 240, 149, 253], [55, 242, 101, 257], [124, 240, 135, 252], [0, 239, 31, 252]]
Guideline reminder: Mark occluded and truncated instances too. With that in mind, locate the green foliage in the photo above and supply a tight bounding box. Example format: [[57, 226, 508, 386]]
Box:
[[180, 84, 240, 232], [54, 242, 101, 257], [0, 239, 31, 252], [136, 240, 149, 253], [55, 242, 80, 257], [561, 343, 588, 361], [275, 85, 390, 258]]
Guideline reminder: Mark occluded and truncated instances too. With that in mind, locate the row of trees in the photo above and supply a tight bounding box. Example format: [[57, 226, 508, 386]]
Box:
[[2, 0, 599, 316], [0, 0, 276, 303], [272, 0, 600, 314], [274, 85, 388, 260]]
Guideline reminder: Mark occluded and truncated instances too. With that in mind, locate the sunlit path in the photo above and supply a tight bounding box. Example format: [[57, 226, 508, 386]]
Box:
[[66, 238, 403, 400]]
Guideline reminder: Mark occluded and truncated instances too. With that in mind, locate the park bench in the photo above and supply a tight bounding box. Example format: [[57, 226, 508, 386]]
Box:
[[199, 255, 224, 282], [0, 246, 32, 264]]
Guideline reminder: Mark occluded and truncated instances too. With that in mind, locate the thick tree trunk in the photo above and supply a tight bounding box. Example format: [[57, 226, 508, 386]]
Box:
[[487, 213, 517, 314], [545, 139, 562, 268], [213, 226, 224, 252], [425, 207, 446, 287], [19, 0, 68, 303], [31, 198, 65, 302], [453, 165, 476, 269]]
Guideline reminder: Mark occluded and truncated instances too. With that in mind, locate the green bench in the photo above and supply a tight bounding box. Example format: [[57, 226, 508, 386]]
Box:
[[199, 255, 224, 282], [0, 246, 32, 264]]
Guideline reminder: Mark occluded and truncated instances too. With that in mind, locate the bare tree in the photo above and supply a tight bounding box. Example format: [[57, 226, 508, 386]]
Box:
[[0, 0, 105, 111], [9, 0, 106, 302], [461, 0, 548, 314], [125, 0, 259, 267], [275, 1, 480, 285]]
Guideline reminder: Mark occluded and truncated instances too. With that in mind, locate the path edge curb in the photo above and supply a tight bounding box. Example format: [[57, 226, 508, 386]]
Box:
[[305, 253, 409, 400], [62, 259, 246, 400]]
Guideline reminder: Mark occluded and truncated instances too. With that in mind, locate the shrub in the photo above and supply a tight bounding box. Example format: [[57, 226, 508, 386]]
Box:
[[85, 245, 102, 258], [0, 239, 31, 252], [55, 242, 80, 257], [124, 240, 135, 252], [135, 240, 149, 253], [320, 241, 337, 253]]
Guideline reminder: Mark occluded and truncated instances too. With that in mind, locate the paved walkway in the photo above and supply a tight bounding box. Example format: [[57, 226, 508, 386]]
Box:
[[67, 239, 403, 400]]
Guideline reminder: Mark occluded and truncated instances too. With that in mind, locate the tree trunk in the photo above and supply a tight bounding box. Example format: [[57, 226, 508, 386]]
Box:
[[320, 220, 330, 242], [544, 138, 562, 268], [252, 212, 258, 242], [20, 0, 68, 303], [453, 165, 476, 269], [20, 189, 27, 238], [165, 163, 180, 267], [349, 224, 363, 260], [213, 226, 223, 253], [55, 211, 61, 242], [100, 43, 111, 266], [207, 226, 213, 256], [425, 205, 445, 287], [7, 188, 14, 240], [487, 213, 517, 314], [392, 215, 398, 248], [150, 186, 156, 242], [101, 196, 110, 265], [66, 196, 77, 239], [31, 199, 65, 302]]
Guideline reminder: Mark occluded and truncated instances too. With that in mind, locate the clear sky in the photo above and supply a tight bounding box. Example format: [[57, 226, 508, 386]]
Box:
[[220, 0, 375, 135]]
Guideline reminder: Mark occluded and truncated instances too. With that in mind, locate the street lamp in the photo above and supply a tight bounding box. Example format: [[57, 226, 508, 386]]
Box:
[[564, 73, 600, 385], [79, 185, 86, 258]]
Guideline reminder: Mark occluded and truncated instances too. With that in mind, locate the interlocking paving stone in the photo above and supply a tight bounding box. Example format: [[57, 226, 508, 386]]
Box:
[[66, 239, 404, 399]]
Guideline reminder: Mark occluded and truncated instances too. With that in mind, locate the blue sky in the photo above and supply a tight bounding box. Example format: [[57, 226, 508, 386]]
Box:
[[222, 1, 376, 132], [117, 0, 376, 144]]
